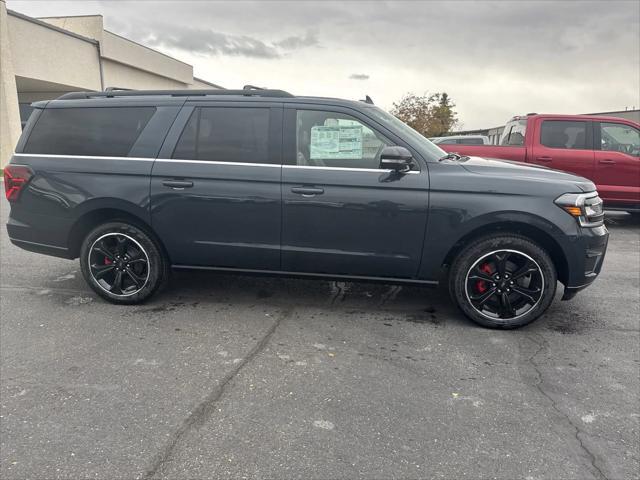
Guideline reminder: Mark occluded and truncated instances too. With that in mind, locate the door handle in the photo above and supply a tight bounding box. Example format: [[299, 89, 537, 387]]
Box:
[[291, 186, 324, 197], [162, 180, 194, 189], [598, 159, 616, 165], [535, 156, 552, 162]]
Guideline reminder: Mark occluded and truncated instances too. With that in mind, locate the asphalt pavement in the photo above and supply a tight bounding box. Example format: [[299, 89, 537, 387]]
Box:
[[1, 196, 638, 480]]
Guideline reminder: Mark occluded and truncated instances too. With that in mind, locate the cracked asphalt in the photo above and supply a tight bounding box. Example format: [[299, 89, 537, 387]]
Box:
[[1, 196, 639, 480]]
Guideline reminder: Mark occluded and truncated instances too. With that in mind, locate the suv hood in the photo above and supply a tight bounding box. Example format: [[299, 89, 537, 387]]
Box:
[[458, 156, 596, 192]]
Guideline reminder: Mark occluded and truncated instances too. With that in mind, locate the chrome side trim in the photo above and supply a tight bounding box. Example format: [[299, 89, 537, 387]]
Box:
[[13, 153, 155, 162], [283, 165, 420, 174], [13, 153, 421, 173]]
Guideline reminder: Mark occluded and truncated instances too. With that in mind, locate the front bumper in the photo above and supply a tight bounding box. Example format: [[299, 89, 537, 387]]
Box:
[[561, 224, 609, 300]]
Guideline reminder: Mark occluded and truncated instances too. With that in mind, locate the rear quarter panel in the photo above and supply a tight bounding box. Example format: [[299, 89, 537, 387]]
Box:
[[7, 104, 182, 253]]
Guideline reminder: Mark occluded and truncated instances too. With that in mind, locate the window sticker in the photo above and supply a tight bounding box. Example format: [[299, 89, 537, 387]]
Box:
[[310, 125, 363, 159]]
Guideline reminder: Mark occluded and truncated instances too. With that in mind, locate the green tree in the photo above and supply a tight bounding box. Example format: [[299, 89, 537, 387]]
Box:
[[391, 92, 459, 137]]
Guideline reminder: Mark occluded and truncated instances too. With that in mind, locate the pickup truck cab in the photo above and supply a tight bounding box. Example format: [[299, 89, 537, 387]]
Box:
[[4, 89, 609, 329], [439, 114, 640, 212]]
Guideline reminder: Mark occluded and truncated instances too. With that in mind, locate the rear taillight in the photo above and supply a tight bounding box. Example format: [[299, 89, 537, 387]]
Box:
[[3, 165, 34, 202]]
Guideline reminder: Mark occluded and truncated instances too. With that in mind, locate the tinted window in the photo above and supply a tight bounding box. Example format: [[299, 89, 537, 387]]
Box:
[[24, 107, 155, 156], [296, 110, 392, 169], [19, 103, 34, 129], [438, 138, 457, 144], [173, 107, 270, 163], [599, 122, 639, 156], [540, 121, 588, 149]]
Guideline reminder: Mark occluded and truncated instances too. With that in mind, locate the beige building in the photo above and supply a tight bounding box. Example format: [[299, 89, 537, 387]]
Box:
[[0, 0, 220, 166]]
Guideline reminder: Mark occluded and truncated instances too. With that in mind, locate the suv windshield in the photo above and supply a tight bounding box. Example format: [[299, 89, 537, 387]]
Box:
[[366, 107, 446, 161]]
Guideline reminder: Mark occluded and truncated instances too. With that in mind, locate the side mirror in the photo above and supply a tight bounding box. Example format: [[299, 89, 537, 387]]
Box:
[[380, 146, 413, 173]]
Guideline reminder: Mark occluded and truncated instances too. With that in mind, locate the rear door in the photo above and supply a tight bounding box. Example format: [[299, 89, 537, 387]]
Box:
[[150, 102, 283, 269], [593, 121, 640, 205], [531, 119, 595, 180], [280, 105, 429, 278]]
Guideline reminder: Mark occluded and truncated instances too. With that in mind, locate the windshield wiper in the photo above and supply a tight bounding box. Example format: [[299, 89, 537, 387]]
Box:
[[438, 152, 467, 161]]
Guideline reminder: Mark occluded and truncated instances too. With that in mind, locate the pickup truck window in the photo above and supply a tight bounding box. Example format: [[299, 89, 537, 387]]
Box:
[[599, 122, 640, 156], [500, 120, 526, 146], [540, 120, 588, 150]]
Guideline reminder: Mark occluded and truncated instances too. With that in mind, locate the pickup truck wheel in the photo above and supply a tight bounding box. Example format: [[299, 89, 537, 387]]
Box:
[[449, 235, 557, 329], [79, 222, 168, 304]]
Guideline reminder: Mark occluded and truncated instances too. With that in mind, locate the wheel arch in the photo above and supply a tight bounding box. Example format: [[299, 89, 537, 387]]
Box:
[[67, 202, 169, 262], [442, 219, 569, 285]]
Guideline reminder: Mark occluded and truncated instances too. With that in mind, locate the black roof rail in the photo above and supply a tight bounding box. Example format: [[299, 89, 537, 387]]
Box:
[[104, 86, 134, 92], [56, 88, 294, 100]]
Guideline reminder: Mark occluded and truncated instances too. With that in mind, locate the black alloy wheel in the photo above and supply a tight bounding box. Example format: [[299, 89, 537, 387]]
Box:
[[450, 234, 557, 329], [465, 249, 544, 320], [80, 221, 169, 304], [89, 233, 150, 296]]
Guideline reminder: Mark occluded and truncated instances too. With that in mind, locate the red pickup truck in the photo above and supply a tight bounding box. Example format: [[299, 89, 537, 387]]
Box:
[[439, 114, 640, 212]]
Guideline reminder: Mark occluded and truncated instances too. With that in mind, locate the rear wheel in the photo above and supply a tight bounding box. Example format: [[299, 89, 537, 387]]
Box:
[[79, 221, 168, 304], [449, 234, 557, 329]]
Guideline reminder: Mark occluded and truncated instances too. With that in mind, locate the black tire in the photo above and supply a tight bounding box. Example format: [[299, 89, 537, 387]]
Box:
[[79, 221, 169, 304], [449, 234, 557, 329]]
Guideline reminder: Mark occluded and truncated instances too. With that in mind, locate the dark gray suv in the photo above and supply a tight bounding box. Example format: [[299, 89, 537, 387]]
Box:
[[4, 87, 609, 328]]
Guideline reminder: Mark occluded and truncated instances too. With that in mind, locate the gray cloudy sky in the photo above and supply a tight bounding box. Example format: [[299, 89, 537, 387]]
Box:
[[9, 0, 640, 129]]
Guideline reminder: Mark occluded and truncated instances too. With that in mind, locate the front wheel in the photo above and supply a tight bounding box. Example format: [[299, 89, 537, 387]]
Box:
[[79, 221, 169, 304], [449, 234, 557, 329]]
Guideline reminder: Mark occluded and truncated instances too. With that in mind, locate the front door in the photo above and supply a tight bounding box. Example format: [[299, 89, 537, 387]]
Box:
[[531, 119, 595, 181], [593, 121, 640, 205], [281, 106, 429, 279], [150, 103, 282, 269]]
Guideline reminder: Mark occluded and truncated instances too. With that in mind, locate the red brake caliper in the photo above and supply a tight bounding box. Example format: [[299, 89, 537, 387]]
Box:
[[476, 263, 493, 293], [104, 257, 113, 265]]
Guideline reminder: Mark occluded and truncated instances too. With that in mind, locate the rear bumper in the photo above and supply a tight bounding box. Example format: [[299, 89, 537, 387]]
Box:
[[6, 210, 74, 259], [561, 224, 608, 299], [8, 237, 72, 259]]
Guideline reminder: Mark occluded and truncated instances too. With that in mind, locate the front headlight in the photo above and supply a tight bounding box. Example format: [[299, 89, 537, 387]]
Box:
[[554, 192, 604, 227]]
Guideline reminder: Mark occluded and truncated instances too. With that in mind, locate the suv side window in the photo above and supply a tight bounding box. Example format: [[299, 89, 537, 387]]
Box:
[[296, 110, 392, 169], [23, 107, 155, 156], [173, 107, 270, 163], [599, 122, 640, 156], [540, 120, 588, 150]]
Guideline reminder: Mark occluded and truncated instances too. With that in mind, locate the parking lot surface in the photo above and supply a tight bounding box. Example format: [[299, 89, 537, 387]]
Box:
[[1, 196, 638, 480]]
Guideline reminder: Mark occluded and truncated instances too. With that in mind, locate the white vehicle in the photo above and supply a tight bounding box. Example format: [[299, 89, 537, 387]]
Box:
[[429, 135, 491, 145]]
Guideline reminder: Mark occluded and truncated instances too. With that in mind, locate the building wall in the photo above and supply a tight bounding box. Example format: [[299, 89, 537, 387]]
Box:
[[101, 30, 193, 85], [1, 6, 220, 166], [8, 12, 101, 90], [102, 59, 193, 90], [588, 110, 640, 124], [37, 14, 104, 43], [1, 0, 21, 167]]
